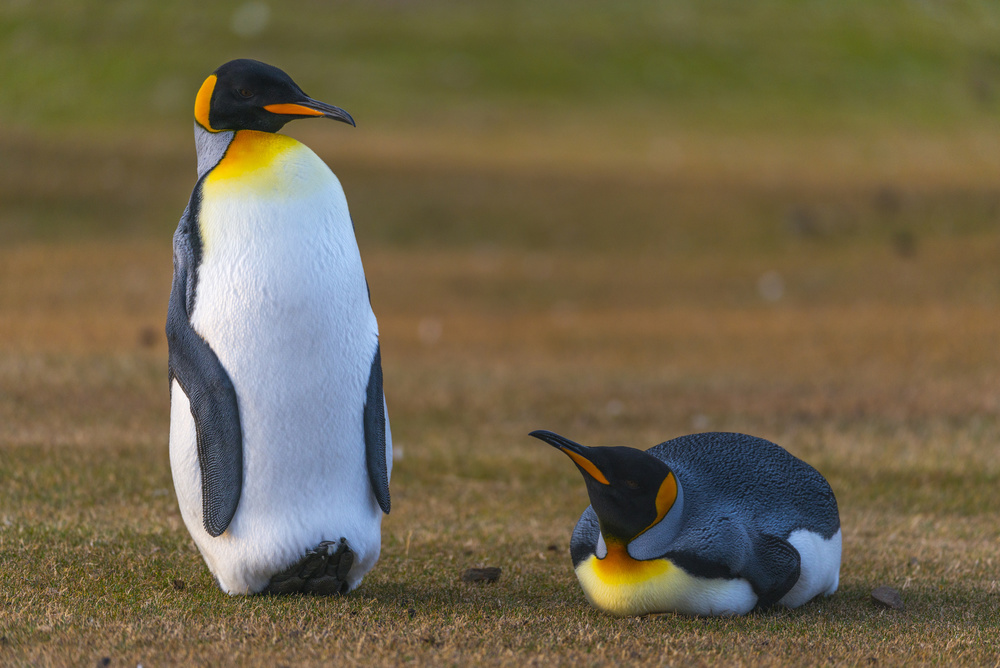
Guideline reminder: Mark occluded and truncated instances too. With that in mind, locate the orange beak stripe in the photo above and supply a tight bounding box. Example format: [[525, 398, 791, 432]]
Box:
[[563, 449, 610, 485], [263, 103, 325, 116]]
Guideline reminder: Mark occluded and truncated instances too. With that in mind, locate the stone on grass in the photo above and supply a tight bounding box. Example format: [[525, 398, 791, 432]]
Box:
[[871, 586, 904, 610]]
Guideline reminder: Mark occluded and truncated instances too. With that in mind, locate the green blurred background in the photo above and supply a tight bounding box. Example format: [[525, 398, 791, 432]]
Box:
[[4, 0, 1000, 251], [6, 0, 1000, 131]]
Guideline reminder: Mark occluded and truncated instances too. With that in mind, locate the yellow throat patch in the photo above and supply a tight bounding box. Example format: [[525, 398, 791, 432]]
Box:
[[206, 130, 301, 184], [575, 541, 683, 616]]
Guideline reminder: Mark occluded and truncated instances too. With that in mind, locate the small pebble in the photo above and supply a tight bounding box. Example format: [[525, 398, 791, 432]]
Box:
[[461, 567, 501, 583], [871, 586, 904, 610]]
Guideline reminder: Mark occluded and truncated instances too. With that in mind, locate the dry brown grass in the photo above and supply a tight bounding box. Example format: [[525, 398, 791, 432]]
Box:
[[1, 127, 999, 665]]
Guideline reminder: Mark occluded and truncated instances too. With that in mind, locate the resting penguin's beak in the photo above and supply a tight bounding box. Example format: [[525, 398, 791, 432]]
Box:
[[529, 429, 610, 485], [263, 97, 356, 127]]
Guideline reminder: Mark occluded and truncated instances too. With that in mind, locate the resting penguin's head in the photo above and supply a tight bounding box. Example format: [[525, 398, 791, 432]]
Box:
[[530, 430, 681, 547], [194, 59, 355, 133]]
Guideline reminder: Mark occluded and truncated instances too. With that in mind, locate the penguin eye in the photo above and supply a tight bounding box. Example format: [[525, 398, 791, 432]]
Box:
[[625, 480, 640, 490], [238, 88, 254, 98]]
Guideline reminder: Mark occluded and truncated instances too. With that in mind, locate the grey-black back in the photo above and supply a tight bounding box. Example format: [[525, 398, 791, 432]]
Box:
[[650, 432, 839, 540]]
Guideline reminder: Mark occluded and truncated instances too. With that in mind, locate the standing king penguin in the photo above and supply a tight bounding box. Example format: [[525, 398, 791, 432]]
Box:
[[167, 59, 391, 595], [530, 430, 840, 616]]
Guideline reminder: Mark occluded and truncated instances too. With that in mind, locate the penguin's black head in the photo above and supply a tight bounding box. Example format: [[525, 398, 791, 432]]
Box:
[[530, 430, 679, 544], [194, 59, 355, 133]]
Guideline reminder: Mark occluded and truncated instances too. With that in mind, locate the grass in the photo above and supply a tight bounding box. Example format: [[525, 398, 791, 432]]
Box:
[[3, 0, 1000, 664], [2, 203, 1000, 665]]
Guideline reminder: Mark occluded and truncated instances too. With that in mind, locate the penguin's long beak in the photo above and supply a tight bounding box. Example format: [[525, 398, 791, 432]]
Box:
[[263, 97, 356, 127], [529, 430, 610, 485]]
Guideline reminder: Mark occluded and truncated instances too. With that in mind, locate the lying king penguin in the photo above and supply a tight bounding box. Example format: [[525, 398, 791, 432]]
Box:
[[531, 430, 840, 616]]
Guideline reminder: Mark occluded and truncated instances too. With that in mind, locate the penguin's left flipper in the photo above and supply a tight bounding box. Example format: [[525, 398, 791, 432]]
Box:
[[166, 205, 243, 538], [363, 343, 390, 514], [744, 533, 801, 608], [665, 519, 800, 606], [263, 537, 355, 595]]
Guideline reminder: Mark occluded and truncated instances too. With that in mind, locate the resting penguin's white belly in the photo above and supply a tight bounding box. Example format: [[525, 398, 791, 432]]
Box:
[[169, 132, 388, 595], [779, 528, 842, 608]]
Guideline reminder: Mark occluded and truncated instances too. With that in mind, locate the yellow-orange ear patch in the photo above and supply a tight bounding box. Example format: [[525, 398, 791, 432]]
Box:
[[638, 472, 678, 535], [564, 449, 610, 485], [195, 75, 217, 131], [263, 103, 324, 117]]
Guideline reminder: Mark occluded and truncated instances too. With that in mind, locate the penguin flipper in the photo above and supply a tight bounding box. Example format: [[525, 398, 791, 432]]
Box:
[[167, 206, 243, 538], [745, 533, 801, 608], [570, 506, 601, 568], [663, 517, 759, 583], [664, 520, 801, 607], [364, 342, 391, 514]]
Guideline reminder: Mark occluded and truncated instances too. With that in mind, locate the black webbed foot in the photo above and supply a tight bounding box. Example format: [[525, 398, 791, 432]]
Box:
[[262, 537, 355, 595]]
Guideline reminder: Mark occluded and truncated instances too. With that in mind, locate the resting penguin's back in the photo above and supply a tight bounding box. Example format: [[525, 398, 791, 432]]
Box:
[[169, 130, 383, 594], [650, 432, 840, 540]]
